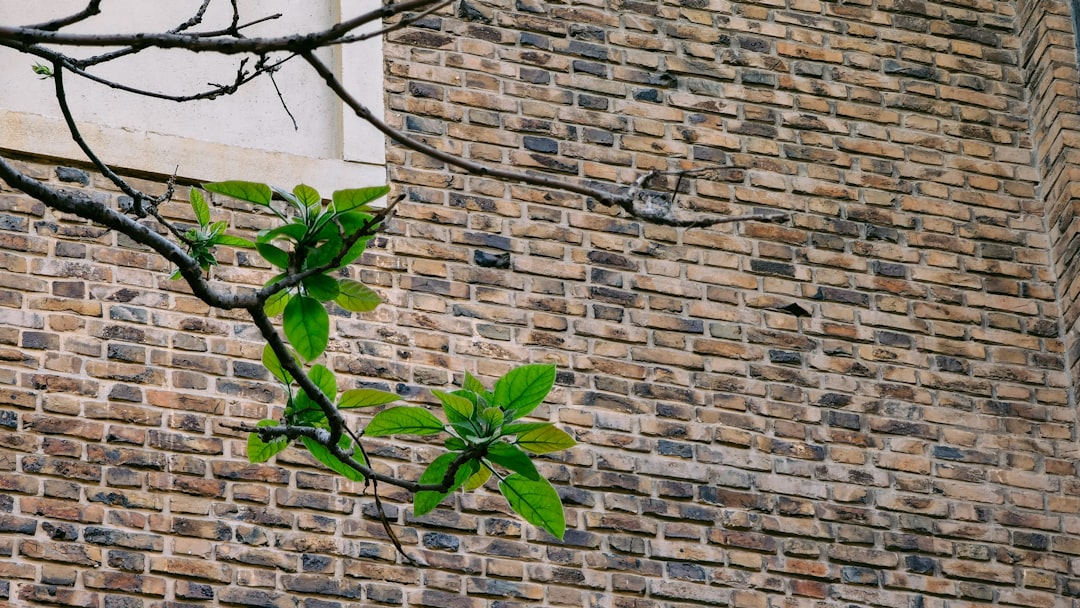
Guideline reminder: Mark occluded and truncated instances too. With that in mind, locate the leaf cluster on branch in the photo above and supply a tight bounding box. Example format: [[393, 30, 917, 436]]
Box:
[[0, 0, 790, 549]]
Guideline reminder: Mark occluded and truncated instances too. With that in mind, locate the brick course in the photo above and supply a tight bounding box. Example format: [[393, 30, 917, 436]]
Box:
[[2, 0, 1080, 606]]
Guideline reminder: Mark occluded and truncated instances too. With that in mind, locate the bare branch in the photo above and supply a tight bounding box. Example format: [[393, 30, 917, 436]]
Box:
[[6, 40, 296, 103], [71, 0, 216, 68], [174, 0, 215, 34], [53, 61, 159, 207], [8, 4, 788, 229], [73, 6, 284, 69], [22, 0, 102, 31], [266, 63, 299, 130], [303, 51, 788, 228], [339, 0, 456, 44], [301, 51, 636, 207], [0, 154, 260, 309], [0, 0, 445, 54]]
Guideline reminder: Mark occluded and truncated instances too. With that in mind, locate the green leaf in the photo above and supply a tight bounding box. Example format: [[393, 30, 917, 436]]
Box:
[[486, 442, 539, 481], [256, 241, 290, 269], [204, 180, 272, 206], [258, 223, 308, 244], [270, 185, 303, 210], [190, 189, 211, 227], [445, 437, 467, 451], [480, 407, 504, 432], [327, 211, 375, 267], [464, 465, 491, 491], [335, 279, 381, 312], [294, 184, 322, 208], [303, 236, 342, 270], [303, 274, 340, 301], [516, 424, 576, 454], [262, 343, 293, 384], [332, 185, 390, 212], [301, 436, 364, 482], [494, 364, 556, 419], [292, 392, 326, 427], [208, 220, 227, 237], [413, 453, 475, 516], [213, 234, 255, 248], [502, 421, 553, 435], [338, 239, 371, 268], [264, 287, 291, 317], [365, 406, 445, 437], [339, 388, 400, 409], [499, 474, 565, 539], [316, 210, 373, 237], [463, 372, 488, 396], [284, 295, 329, 361], [433, 390, 474, 425], [248, 419, 288, 463], [308, 364, 337, 401], [449, 389, 479, 406]]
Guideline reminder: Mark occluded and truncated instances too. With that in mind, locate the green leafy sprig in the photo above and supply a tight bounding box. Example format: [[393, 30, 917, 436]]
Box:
[[191, 180, 575, 540]]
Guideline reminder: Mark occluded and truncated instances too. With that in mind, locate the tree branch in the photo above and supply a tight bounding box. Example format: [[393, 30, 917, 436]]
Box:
[[301, 51, 636, 208], [52, 61, 174, 212], [2, 40, 295, 104], [22, 0, 102, 32], [338, 0, 456, 44], [6, 2, 789, 229], [0, 0, 444, 54], [73, 1, 274, 69], [0, 155, 262, 309], [246, 304, 350, 444], [303, 51, 787, 228]]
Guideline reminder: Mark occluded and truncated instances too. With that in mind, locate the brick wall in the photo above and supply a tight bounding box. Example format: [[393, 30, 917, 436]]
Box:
[[3, 0, 1080, 606], [1023, 0, 1080, 379]]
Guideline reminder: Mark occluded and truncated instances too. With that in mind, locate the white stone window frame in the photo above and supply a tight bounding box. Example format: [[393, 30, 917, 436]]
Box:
[[0, 0, 386, 191]]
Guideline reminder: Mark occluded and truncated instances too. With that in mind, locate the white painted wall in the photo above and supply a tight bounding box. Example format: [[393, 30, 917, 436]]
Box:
[[0, 0, 386, 190]]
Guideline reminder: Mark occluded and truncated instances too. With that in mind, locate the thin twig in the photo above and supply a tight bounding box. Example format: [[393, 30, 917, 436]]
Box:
[[268, 65, 299, 130], [74, 8, 281, 69], [343, 423, 424, 566], [3, 40, 297, 103], [73, 0, 213, 68], [52, 60, 190, 244], [22, 0, 101, 31], [191, 14, 283, 39], [338, 0, 456, 44], [174, 0, 215, 34], [224, 416, 473, 495], [229, 0, 242, 35]]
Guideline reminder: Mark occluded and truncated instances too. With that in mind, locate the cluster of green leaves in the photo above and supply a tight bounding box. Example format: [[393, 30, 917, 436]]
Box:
[[202, 181, 387, 361], [171, 188, 255, 279], [365, 364, 574, 539], [189, 180, 575, 539], [31, 62, 53, 79], [197, 181, 388, 485], [250, 346, 400, 482]]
